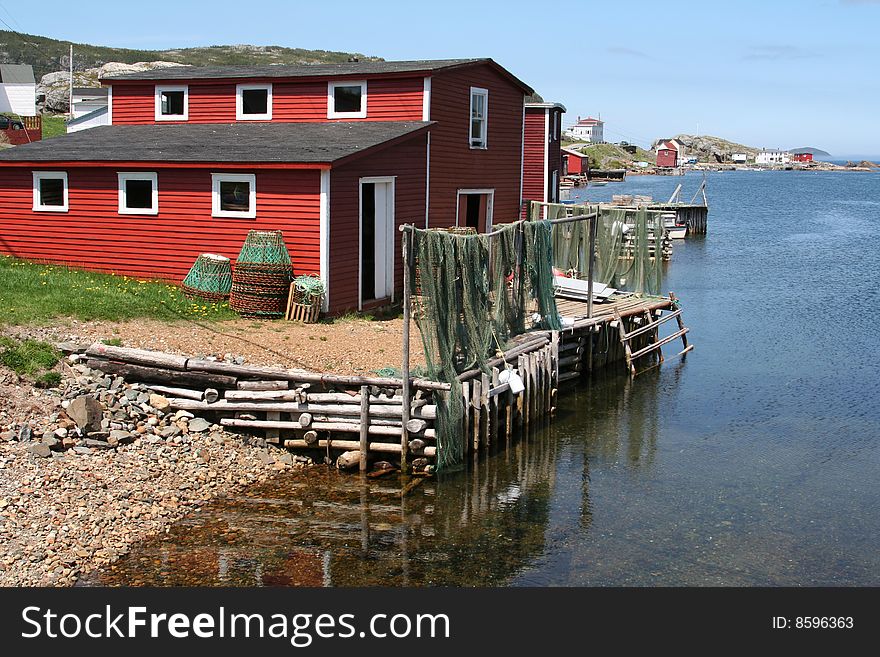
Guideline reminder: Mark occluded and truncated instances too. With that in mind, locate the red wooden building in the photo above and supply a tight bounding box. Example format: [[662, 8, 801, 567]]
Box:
[[0, 59, 534, 313], [791, 152, 813, 162], [561, 147, 589, 176], [521, 102, 565, 216], [655, 139, 682, 168]]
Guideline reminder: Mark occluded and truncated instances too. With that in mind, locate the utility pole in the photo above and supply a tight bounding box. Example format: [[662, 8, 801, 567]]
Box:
[[69, 44, 73, 118]]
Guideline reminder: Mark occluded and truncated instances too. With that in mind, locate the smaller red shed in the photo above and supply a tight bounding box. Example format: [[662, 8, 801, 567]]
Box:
[[791, 152, 813, 162], [562, 147, 589, 176]]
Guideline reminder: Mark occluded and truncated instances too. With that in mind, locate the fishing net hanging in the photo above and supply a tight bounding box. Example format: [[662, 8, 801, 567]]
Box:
[[409, 221, 561, 471], [182, 253, 233, 301]]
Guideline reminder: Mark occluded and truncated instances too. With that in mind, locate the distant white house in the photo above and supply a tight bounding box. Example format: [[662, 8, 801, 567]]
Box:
[[755, 149, 790, 165], [565, 116, 604, 143], [71, 87, 109, 119], [67, 106, 109, 133], [731, 153, 749, 164], [0, 64, 36, 116]]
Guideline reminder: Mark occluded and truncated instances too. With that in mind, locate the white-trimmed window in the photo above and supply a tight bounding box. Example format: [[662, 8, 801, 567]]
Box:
[[469, 87, 488, 148], [212, 173, 256, 219], [118, 172, 158, 215], [328, 80, 367, 119], [32, 171, 68, 212], [236, 83, 272, 120], [155, 85, 188, 121]]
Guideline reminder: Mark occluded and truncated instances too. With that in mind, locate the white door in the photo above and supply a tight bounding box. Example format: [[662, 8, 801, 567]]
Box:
[[360, 178, 395, 306]]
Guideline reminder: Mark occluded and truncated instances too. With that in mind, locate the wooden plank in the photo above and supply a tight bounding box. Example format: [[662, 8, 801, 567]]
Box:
[[85, 343, 188, 370], [471, 376, 481, 451], [490, 367, 500, 447], [480, 372, 490, 447], [236, 380, 288, 391], [86, 359, 237, 389], [629, 327, 690, 360]]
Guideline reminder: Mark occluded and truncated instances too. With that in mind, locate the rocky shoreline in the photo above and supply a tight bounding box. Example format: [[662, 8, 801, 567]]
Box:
[[0, 353, 311, 587]]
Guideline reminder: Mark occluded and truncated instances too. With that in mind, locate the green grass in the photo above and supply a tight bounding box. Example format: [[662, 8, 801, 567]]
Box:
[[41, 115, 67, 140], [34, 371, 62, 388], [101, 337, 124, 347], [0, 337, 61, 375], [0, 256, 238, 325]]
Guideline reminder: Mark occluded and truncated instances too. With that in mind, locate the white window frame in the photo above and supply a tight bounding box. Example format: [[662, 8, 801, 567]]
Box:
[[455, 188, 495, 232], [469, 87, 489, 149], [236, 83, 273, 121], [117, 172, 159, 215], [32, 171, 68, 212], [327, 80, 367, 119], [211, 173, 256, 219], [154, 85, 189, 121]]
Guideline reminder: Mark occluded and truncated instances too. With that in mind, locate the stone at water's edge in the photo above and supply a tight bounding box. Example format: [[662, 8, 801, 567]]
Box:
[[66, 396, 103, 434], [188, 418, 211, 433], [149, 394, 171, 411]]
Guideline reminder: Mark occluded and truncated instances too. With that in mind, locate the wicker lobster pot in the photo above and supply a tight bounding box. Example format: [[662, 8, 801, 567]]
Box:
[[230, 231, 294, 319], [182, 253, 233, 301]]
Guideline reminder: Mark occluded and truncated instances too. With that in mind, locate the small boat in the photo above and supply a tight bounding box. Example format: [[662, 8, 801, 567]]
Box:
[[661, 212, 687, 239], [590, 181, 607, 187]]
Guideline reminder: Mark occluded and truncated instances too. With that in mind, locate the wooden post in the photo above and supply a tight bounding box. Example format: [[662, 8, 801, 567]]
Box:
[[586, 212, 597, 319], [401, 227, 412, 473], [359, 385, 369, 472]]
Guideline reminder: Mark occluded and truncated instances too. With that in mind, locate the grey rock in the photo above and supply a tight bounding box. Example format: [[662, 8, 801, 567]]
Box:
[[41, 435, 61, 450], [109, 430, 135, 446], [73, 446, 92, 455], [160, 426, 180, 439], [82, 439, 113, 450], [277, 452, 293, 465], [67, 396, 103, 433], [86, 431, 110, 441], [188, 417, 211, 433], [124, 390, 140, 401], [18, 425, 33, 442], [29, 444, 52, 458]]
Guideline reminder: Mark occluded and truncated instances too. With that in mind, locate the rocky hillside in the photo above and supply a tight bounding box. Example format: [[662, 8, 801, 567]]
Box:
[[655, 134, 760, 161], [0, 30, 379, 80]]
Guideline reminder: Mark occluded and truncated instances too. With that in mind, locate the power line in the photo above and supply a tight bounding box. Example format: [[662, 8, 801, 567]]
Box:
[[0, 2, 22, 30]]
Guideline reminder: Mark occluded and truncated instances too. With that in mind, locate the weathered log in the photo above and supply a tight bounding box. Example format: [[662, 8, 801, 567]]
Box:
[[336, 450, 362, 470], [305, 392, 403, 405], [283, 438, 436, 457], [203, 388, 220, 403], [220, 417, 435, 439], [236, 380, 288, 391], [303, 430, 319, 445], [87, 359, 237, 389], [457, 337, 550, 382], [405, 418, 428, 434], [224, 390, 301, 401], [137, 383, 204, 401], [86, 344, 188, 370], [298, 412, 313, 427], [186, 358, 450, 391], [408, 438, 426, 452], [168, 398, 435, 419]]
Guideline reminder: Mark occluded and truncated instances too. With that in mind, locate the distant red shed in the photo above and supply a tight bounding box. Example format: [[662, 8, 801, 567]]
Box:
[[562, 148, 589, 175], [791, 152, 813, 162]]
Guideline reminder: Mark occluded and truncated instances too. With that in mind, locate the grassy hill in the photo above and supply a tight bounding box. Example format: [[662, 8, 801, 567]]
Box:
[[564, 142, 656, 169], [0, 30, 381, 79]]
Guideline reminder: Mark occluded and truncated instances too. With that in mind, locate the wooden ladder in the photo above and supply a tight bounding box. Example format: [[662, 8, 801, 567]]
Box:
[[614, 293, 694, 376]]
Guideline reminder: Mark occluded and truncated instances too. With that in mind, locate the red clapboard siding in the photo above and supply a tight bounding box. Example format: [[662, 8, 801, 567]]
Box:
[[427, 63, 524, 228], [547, 108, 562, 202], [521, 107, 547, 214], [109, 76, 424, 124], [0, 167, 321, 281], [328, 132, 427, 313]]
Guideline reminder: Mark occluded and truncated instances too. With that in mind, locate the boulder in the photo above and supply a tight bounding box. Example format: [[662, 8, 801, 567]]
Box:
[[149, 394, 170, 410], [28, 444, 52, 458], [67, 396, 103, 433], [187, 417, 210, 433]]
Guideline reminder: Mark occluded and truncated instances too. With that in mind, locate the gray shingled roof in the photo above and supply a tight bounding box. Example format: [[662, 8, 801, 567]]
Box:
[[0, 121, 431, 163], [0, 64, 35, 84], [101, 58, 534, 93], [105, 58, 486, 80]]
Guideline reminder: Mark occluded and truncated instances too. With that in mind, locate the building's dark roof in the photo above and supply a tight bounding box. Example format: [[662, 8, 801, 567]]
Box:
[[73, 87, 109, 97], [66, 106, 109, 127], [0, 64, 35, 84], [0, 121, 432, 164], [102, 58, 534, 93]]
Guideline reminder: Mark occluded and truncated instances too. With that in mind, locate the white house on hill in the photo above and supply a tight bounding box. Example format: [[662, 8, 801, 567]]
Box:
[[755, 149, 790, 165], [565, 116, 604, 143], [0, 64, 36, 116]]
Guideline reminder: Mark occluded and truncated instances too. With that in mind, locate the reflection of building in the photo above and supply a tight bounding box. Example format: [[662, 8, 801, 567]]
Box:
[[565, 116, 604, 143]]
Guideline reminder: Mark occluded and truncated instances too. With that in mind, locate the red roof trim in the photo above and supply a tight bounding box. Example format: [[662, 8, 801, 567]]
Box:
[[0, 160, 330, 170]]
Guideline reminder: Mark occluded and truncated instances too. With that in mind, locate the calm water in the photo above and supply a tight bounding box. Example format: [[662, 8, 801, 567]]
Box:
[[83, 170, 880, 586]]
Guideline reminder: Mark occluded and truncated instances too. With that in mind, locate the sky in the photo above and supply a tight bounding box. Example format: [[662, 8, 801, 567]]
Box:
[[4, 0, 879, 156]]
